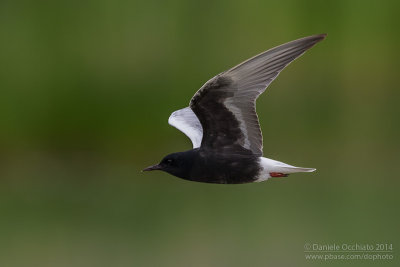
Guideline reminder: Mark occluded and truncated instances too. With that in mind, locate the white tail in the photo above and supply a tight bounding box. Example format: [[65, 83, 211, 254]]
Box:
[[256, 157, 316, 181]]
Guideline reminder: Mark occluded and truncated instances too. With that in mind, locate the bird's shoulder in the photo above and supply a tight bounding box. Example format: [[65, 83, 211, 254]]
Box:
[[190, 74, 234, 108]]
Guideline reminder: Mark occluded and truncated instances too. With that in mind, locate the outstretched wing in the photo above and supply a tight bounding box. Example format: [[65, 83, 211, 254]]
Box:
[[190, 34, 326, 156], [168, 107, 203, 148]]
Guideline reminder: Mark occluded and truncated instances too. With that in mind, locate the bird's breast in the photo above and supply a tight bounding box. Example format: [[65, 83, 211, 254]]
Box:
[[187, 152, 261, 184]]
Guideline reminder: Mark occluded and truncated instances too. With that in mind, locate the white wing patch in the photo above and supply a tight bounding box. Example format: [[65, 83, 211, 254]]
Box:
[[168, 107, 203, 148]]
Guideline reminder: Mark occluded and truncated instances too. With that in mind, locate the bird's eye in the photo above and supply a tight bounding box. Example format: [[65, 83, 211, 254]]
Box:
[[166, 159, 173, 164]]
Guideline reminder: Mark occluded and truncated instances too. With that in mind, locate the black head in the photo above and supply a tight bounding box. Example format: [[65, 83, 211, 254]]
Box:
[[142, 151, 195, 179]]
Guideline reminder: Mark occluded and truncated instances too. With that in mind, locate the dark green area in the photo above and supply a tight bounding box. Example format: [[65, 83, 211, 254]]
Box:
[[0, 0, 399, 266]]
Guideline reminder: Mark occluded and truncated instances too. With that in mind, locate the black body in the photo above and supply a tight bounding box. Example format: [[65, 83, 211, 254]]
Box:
[[157, 148, 261, 184]]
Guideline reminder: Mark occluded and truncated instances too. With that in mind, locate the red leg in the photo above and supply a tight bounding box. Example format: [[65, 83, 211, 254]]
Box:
[[270, 172, 288, 177]]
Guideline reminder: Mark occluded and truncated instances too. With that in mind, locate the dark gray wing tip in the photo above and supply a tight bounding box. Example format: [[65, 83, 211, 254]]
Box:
[[293, 33, 327, 47], [314, 33, 327, 39], [306, 33, 327, 44], [227, 33, 327, 75]]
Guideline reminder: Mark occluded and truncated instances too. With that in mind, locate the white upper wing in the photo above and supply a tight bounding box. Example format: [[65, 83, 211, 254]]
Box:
[[168, 107, 203, 148]]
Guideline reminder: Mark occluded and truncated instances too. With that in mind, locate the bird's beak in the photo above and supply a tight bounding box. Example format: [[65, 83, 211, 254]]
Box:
[[142, 164, 162, 172]]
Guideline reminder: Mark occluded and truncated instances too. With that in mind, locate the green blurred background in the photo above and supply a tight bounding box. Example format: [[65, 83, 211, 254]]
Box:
[[0, 0, 399, 266]]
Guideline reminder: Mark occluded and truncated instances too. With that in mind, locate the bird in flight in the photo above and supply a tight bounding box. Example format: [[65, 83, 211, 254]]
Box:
[[143, 34, 326, 184]]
